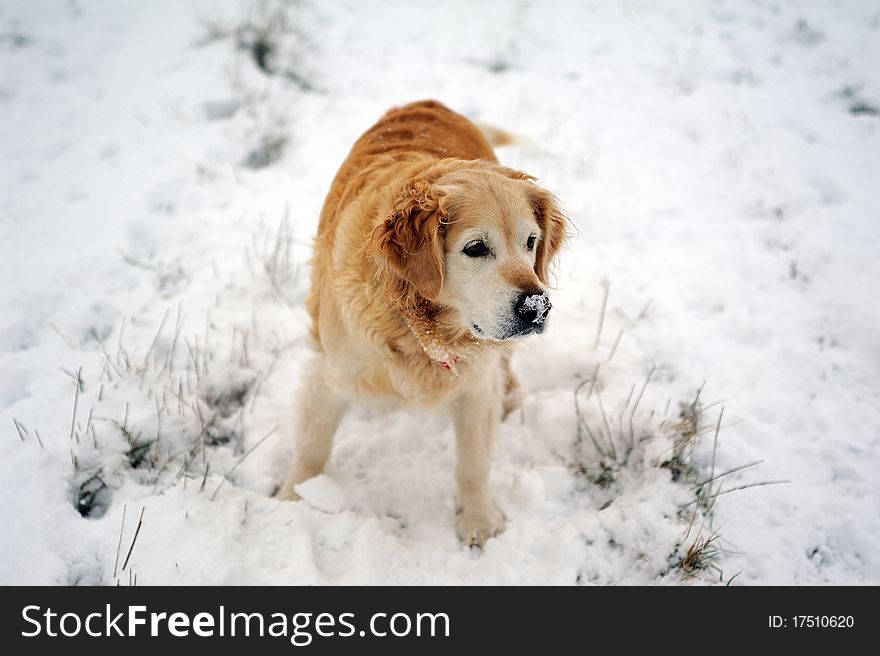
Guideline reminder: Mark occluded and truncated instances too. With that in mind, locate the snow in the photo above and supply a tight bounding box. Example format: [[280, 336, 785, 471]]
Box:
[[519, 293, 550, 324], [295, 475, 347, 515], [1, 0, 878, 585]]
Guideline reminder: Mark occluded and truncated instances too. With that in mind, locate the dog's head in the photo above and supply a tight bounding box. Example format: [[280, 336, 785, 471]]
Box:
[[373, 161, 566, 340]]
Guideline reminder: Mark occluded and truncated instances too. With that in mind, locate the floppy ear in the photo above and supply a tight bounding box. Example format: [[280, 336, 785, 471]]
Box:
[[528, 186, 567, 285], [373, 179, 446, 301]]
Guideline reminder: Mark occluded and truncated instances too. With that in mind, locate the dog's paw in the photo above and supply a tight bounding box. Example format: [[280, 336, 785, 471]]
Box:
[[273, 485, 302, 502], [457, 506, 506, 547]]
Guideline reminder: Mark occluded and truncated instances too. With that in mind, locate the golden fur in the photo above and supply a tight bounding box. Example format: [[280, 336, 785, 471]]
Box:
[[276, 100, 566, 545]]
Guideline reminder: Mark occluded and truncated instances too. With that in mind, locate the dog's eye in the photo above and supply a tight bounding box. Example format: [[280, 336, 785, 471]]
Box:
[[463, 240, 490, 257], [526, 235, 537, 251]]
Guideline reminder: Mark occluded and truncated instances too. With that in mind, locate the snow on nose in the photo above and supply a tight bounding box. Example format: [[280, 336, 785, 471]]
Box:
[[516, 293, 551, 325]]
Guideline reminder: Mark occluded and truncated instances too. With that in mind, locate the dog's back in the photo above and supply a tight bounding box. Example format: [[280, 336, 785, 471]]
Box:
[[352, 100, 497, 162]]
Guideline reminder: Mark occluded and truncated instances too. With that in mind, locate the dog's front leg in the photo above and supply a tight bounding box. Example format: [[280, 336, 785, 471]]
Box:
[[452, 369, 506, 546], [275, 356, 348, 501]]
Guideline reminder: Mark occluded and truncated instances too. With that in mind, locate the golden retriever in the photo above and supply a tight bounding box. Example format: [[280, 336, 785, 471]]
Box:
[[276, 100, 566, 546]]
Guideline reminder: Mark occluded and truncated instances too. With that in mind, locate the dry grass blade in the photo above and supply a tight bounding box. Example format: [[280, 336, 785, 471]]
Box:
[[183, 336, 201, 386], [679, 479, 790, 510], [680, 528, 722, 577], [50, 322, 77, 348], [630, 365, 656, 419], [587, 363, 600, 401], [167, 302, 184, 375], [141, 308, 170, 374], [594, 387, 617, 461], [83, 405, 95, 442], [200, 462, 211, 493], [121, 506, 145, 572], [605, 328, 624, 363], [622, 384, 636, 411], [693, 460, 763, 490], [113, 504, 126, 579], [210, 425, 279, 499], [69, 367, 82, 443], [709, 406, 724, 486], [12, 417, 28, 441], [116, 316, 126, 364], [91, 329, 126, 379], [593, 280, 609, 349]]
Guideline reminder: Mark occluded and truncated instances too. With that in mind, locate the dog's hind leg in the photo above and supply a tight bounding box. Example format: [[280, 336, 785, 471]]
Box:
[[275, 356, 348, 500]]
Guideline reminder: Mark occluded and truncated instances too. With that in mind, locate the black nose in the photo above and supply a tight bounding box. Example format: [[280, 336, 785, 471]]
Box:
[[514, 291, 551, 328]]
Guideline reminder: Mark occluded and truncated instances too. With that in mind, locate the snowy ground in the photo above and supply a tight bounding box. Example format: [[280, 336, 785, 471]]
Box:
[[1, 0, 878, 585]]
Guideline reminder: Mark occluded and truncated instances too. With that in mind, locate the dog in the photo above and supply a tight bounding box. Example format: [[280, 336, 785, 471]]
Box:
[[275, 100, 566, 546]]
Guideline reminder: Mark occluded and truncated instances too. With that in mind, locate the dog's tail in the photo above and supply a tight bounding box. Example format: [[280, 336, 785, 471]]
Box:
[[476, 121, 518, 148]]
